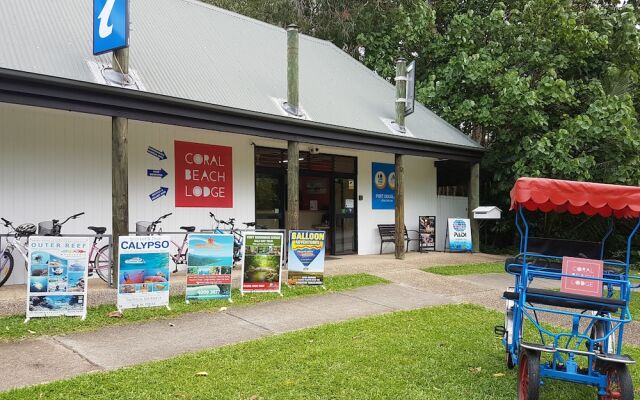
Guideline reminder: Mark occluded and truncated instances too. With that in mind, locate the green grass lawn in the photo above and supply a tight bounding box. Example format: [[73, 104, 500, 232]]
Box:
[[0, 274, 386, 342], [423, 262, 504, 276], [3, 304, 636, 400]]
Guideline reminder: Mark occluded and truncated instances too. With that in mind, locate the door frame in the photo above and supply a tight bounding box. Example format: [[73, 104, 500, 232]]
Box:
[[253, 147, 358, 255]]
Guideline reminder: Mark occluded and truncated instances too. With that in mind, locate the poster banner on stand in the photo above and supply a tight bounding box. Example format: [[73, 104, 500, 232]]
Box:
[[186, 234, 234, 301], [241, 232, 283, 293], [118, 236, 170, 310], [287, 230, 325, 286], [27, 236, 92, 319], [447, 218, 472, 252], [372, 162, 396, 209], [418, 216, 436, 252]]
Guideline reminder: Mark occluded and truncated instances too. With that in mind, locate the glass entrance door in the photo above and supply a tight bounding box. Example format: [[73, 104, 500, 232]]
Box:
[[255, 173, 284, 229], [333, 177, 356, 254]]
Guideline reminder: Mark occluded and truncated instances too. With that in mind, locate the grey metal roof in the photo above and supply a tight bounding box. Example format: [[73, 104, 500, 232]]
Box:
[[0, 0, 482, 151]]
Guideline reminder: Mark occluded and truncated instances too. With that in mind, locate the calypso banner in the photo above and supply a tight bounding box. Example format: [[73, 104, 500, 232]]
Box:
[[186, 234, 233, 301], [118, 236, 171, 310], [447, 218, 472, 252], [287, 230, 325, 286], [27, 236, 92, 320], [241, 232, 283, 293]]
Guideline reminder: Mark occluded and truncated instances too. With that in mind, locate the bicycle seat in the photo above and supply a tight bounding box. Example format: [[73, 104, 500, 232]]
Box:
[[244, 222, 256, 227], [88, 226, 107, 235], [180, 226, 196, 232]]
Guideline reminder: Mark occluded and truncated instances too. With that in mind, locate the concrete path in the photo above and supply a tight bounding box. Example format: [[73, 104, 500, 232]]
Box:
[[0, 283, 455, 392]]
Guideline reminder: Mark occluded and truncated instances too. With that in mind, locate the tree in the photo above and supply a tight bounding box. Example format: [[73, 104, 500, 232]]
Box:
[[358, 0, 640, 198]]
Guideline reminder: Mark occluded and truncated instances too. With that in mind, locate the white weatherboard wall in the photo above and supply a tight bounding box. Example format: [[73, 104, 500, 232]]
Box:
[[0, 104, 256, 285], [0, 103, 443, 284], [0, 104, 112, 285], [356, 153, 438, 255]]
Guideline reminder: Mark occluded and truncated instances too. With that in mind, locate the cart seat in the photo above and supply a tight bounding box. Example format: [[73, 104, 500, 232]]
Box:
[[180, 226, 196, 232], [503, 288, 625, 313]]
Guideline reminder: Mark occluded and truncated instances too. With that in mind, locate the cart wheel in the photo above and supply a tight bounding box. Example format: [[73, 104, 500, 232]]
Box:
[[598, 363, 633, 400], [518, 350, 540, 400]]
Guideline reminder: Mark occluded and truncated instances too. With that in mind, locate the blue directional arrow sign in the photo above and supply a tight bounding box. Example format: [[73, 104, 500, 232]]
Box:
[[147, 146, 167, 160], [93, 0, 129, 55], [147, 169, 168, 179], [149, 187, 169, 201]]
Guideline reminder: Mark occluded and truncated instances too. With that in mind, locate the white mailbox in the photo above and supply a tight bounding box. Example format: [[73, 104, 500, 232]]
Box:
[[473, 206, 502, 220]]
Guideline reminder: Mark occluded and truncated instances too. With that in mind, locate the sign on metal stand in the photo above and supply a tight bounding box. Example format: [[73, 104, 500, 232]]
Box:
[[93, 0, 129, 55]]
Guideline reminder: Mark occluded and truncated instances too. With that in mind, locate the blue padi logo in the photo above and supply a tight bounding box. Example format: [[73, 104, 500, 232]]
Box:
[[453, 219, 466, 232], [93, 0, 129, 55]]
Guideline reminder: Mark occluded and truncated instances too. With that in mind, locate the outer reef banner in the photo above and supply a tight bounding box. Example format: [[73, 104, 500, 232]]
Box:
[[27, 236, 92, 319], [118, 236, 171, 310], [287, 230, 325, 286], [186, 234, 234, 301], [241, 232, 283, 293]]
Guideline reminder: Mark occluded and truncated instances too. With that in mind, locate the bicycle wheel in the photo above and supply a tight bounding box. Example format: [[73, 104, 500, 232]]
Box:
[[0, 251, 14, 287], [94, 245, 113, 284]]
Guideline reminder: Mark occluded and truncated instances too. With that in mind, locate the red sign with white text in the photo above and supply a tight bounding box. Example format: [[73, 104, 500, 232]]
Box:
[[174, 141, 233, 208], [561, 257, 604, 297]]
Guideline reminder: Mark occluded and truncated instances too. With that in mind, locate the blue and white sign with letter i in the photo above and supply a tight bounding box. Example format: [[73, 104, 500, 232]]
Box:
[[93, 0, 129, 55]]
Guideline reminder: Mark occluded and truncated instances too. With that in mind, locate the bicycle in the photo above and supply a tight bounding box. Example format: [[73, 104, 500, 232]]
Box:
[[136, 213, 193, 273], [0, 218, 36, 287], [39, 213, 113, 284], [0, 213, 114, 287]]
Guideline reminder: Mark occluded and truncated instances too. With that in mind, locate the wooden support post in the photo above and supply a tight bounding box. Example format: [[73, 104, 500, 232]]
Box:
[[395, 58, 407, 131], [111, 47, 130, 283], [287, 141, 300, 231], [468, 162, 480, 253], [286, 24, 299, 115], [395, 154, 405, 260]]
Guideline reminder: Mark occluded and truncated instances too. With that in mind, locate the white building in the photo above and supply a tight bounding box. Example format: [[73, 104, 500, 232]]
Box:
[[0, 0, 483, 285]]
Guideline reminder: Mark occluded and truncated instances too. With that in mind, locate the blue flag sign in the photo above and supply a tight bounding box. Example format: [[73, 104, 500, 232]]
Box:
[[147, 146, 167, 160], [93, 0, 129, 55], [372, 162, 396, 209], [147, 169, 168, 179], [149, 187, 169, 201]]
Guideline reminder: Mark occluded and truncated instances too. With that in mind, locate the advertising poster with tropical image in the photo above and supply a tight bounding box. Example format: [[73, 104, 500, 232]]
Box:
[[118, 236, 171, 310], [186, 234, 233, 301], [27, 236, 92, 319], [241, 232, 283, 293], [287, 230, 325, 286]]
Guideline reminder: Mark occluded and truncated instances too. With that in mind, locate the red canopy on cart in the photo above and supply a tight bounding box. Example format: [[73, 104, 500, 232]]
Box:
[[510, 177, 640, 218]]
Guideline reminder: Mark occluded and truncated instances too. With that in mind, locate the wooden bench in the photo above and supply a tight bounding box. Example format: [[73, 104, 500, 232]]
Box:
[[377, 224, 419, 254]]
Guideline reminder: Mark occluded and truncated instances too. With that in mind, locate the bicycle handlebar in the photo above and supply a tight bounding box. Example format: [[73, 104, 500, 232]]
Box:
[[0, 217, 12, 228], [59, 212, 85, 228]]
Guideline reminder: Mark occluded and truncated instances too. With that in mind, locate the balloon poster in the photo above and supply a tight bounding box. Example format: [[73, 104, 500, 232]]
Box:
[[287, 230, 325, 286], [186, 234, 233, 301], [117, 236, 171, 310], [241, 232, 283, 293], [27, 236, 92, 320]]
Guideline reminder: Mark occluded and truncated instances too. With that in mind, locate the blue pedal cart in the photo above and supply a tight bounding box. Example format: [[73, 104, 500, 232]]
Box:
[[499, 178, 640, 399]]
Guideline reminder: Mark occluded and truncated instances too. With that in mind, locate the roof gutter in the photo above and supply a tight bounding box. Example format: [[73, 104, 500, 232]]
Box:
[[0, 68, 484, 161]]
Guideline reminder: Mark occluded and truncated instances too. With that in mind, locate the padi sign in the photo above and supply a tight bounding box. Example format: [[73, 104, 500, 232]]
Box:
[[93, 0, 129, 55], [447, 218, 472, 252]]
